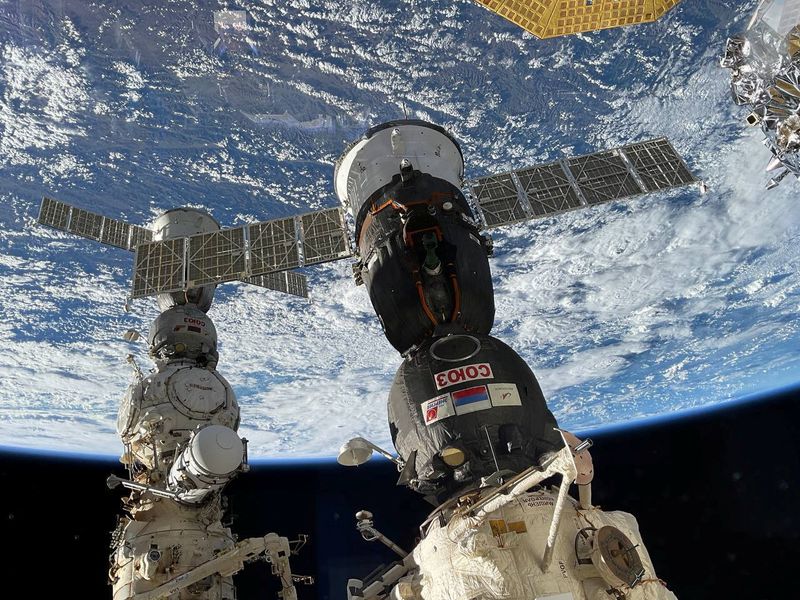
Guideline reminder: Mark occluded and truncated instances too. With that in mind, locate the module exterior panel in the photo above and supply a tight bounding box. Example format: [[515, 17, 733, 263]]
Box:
[[621, 138, 697, 192], [299, 208, 351, 265], [248, 217, 300, 275], [471, 173, 528, 227], [131, 238, 186, 298], [516, 163, 582, 216], [474, 0, 681, 39], [245, 271, 309, 299], [777, 0, 800, 36], [187, 228, 247, 288], [566, 150, 644, 205]]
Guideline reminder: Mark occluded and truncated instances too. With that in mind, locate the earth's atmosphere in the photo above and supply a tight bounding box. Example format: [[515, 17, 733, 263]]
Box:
[[0, 0, 798, 459]]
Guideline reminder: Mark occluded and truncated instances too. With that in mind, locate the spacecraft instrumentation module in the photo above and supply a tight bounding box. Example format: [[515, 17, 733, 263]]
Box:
[[722, 0, 800, 188], [331, 120, 696, 600], [36, 206, 311, 599]]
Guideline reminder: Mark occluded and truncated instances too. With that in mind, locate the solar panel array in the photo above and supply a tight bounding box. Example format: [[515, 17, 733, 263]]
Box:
[[40, 137, 696, 300], [131, 238, 186, 299], [468, 138, 696, 230], [37, 197, 310, 299], [187, 228, 247, 288], [131, 208, 352, 298], [566, 149, 644, 204], [516, 162, 582, 217], [249, 217, 300, 274], [38, 197, 153, 251], [473, 0, 681, 39], [245, 272, 309, 299], [622, 138, 697, 191], [469, 173, 528, 228], [300, 208, 351, 265]]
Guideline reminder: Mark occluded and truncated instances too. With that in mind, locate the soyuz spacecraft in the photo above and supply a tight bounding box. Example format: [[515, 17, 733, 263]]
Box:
[[25, 1, 702, 598], [36, 206, 311, 599], [37, 116, 697, 600], [329, 120, 698, 600], [722, 0, 800, 189]]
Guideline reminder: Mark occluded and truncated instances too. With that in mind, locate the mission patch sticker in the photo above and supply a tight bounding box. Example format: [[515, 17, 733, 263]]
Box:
[[488, 383, 522, 407], [422, 393, 454, 425], [451, 385, 492, 415]]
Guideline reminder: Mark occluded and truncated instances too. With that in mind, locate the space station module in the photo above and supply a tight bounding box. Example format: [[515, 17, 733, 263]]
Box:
[[335, 121, 678, 600], [722, 0, 800, 188], [108, 209, 303, 600]]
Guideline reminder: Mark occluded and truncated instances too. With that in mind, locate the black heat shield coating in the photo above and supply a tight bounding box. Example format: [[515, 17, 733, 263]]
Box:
[[356, 171, 495, 354], [388, 333, 563, 503]]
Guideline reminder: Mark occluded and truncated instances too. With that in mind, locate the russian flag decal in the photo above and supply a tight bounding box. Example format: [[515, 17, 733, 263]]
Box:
[[451, 385, 492, 415]]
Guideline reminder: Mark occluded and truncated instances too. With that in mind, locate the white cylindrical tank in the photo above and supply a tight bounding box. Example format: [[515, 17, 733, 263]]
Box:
[[168, 425, 244, 503], [334, 120, 465, 218]]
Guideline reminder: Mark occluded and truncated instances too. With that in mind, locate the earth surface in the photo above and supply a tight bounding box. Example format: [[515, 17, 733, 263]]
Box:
[[0, 0, 798, 459]]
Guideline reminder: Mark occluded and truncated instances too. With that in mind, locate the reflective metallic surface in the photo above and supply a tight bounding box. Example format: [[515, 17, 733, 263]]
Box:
[[723, 0, 800, 188]]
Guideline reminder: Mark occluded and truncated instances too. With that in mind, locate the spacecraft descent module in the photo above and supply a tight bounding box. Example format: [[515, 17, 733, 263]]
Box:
[[36, 207, 310, 600], [333, 121, 691, 600], [722, 0, 800, 189]]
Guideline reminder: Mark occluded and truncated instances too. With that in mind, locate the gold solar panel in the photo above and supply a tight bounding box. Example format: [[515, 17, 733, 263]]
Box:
[[474, 0, 681, 38]]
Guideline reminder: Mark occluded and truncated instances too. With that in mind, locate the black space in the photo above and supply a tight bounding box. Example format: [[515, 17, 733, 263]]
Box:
[[1, 386, 798, 599]]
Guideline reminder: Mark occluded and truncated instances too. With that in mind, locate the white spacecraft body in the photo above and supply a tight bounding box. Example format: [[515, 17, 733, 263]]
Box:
[[117, 361, 239, 468], [722, 0, 800, 187], [346, 436, 677, 600], [35, 199, 310, 599], [106, 212, 305, 599], [109, 303, 302, 600], [110, 306, 251, 600], [334, 122, 465, 218], [398, 493, 675, 600], [110, 499, 237, 600], [167, 425, 245, 504]]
